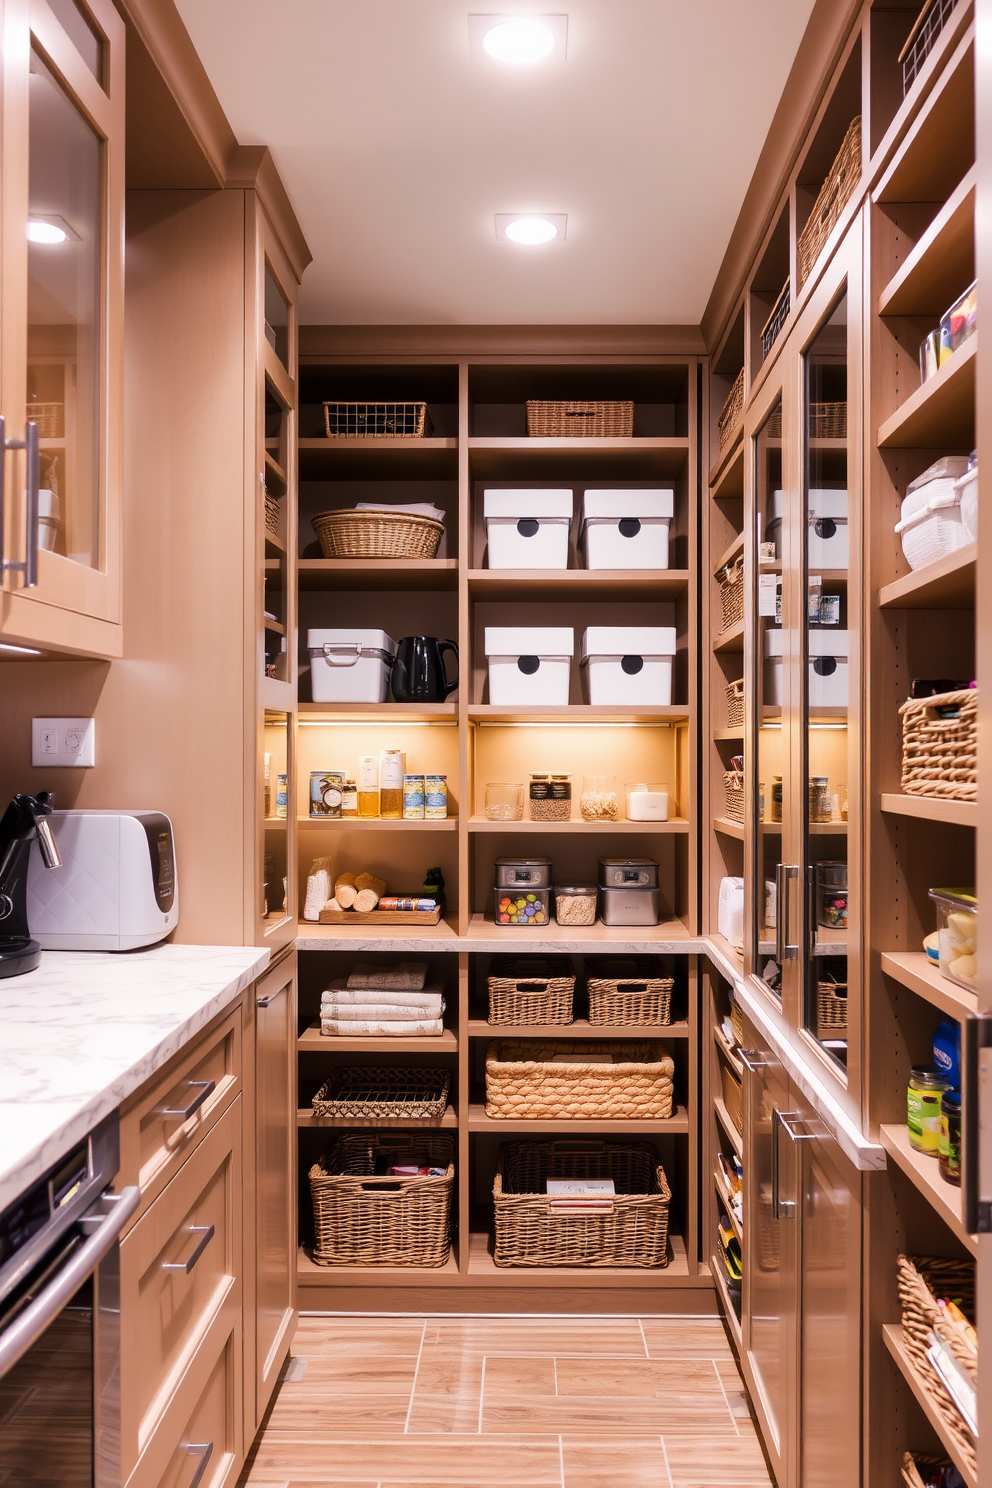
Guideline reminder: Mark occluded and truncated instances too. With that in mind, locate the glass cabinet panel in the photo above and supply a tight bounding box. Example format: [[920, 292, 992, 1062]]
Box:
[[264, 263, 290, 369], [263, 381, 290, 682], [263, 710, 290, 924]]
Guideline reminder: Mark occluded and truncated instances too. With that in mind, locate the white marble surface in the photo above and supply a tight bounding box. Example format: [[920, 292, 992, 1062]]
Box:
[[0, 942, 269, 1209]]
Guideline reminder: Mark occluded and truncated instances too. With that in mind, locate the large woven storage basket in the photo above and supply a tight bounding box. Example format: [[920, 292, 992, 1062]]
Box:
[[311, 508, 444, 560], [493, 1139, 672, 1268], [718, 555, 745, 631], [488, 958, 575, 1026], [585, 958, 674, 1026], [900, 688, 977, 801], [485, 1039, 675, 1120], [897, 1253, 977, 1473], [311, 1066, 450, 1121], [309, 1132, 454, 1267], [322, 401, 433, 438], [816, 975, 848, 1039], [526, 400, 633, 438], [717, 369, 745, 450], [723, 770, 746, 824], [797, 116, 862, 288], [901, 1453, 958, 1488], [726, 677, 745, 730], [765, 402, 846, 440]]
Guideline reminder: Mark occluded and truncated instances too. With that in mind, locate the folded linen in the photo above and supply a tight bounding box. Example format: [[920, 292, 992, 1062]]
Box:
[[320, 1017, 444, 1037], [321, 999, 444, 1021], [347, 960, 428, 991], [322, 981, 443, 1006]]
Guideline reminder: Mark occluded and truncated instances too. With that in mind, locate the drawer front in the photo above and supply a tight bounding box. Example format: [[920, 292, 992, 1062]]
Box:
[[120, 1005, 242, 1220], [121, 1099, 243, 1475]]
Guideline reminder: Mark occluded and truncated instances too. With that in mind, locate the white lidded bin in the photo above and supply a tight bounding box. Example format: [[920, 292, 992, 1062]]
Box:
[[484, 489, 572, 569], [764, 629, 849, 708], [718, 876, 744, 950], [308, 628, 396, 703], [580, 490, 674, 570], [895, 457, 973, 570], [580, 626, 677, 705], [766, 490, 850, 568], [485, 627, 574, 705]]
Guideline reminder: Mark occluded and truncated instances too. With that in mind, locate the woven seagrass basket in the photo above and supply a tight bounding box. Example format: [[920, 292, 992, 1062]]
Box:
[[717, 368, 745, 449], [723, 770, 746, 824], [899, 688, 977, 801], [585, 958, 674, 1026], [264, 490, 282, 537], [718, 555, 745, 631], [526, 400, 633, 438], [901, 1453, 958, 1488], [487, 958, 575, 1026], [311, 1067, 450, 1121], [311, 508, 443, 560], [897, 1253, 977, 1474], [309, 1132, 454, 1267], [322, 401, 432, 438], [797, 116, 862, 287], [816, 975, 848, 1039], [726, 677, 745, 730], [766, 402, 846, 440], [485, 1039, 675, 1120], [493, 1139, 671, 1268]]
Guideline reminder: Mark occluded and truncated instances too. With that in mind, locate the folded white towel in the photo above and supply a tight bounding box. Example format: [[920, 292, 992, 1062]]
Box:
[[321, 999, 444, 1021], [346, 961, 428, 991], [320, 1017, 444, 1037], [355, 501, 445, 522], [303, 869, 331, 922], [322, 982, 443, 1007]]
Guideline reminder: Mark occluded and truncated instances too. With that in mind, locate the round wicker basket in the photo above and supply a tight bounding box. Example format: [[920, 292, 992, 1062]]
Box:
[[311, 508, 444, 560]]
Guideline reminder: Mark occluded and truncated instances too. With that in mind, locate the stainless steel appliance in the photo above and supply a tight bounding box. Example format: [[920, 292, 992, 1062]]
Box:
[[0, 1114, 139, 1485], [598, 857, 661, 926], [494, 856, 552, 889]]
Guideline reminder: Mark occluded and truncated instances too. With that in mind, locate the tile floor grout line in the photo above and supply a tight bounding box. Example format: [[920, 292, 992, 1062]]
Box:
[[659, 1433, 674, 1488], [710, 1355, 741, 1437], [477, 1354, 487, 1434], [402, 1320, 427, 1434], [638, 1317, 650, 1359]]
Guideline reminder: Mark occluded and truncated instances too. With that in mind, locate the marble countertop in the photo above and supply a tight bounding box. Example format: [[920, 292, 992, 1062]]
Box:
[[0, 942, 269, 1210]]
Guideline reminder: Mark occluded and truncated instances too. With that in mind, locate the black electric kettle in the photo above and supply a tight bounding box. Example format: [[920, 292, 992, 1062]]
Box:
[[391, 636, 459, 702]]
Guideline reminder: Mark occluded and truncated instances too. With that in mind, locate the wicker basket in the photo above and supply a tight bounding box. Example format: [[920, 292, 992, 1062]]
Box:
[[900, 688, 977, 801], [760, 279, 791, 360], [493, 1139, 671, 1268], [901, 1453, 958, 1488], [264, 490, 282, 537], [488, 958, 575, 1026], [585, 958, 674, 1026], [526, 400, 633, 438], [322, 401, 433, 438], [311, 508, 444, 560], [485, 1039, 675, 1121], [897, 1253, 977, 1473], [723, 770, 746, 824], [309, 1132, 454, 1267], [717, 368, 745, 450], [816, 974, 848, 1039], [726, 677, 745, 730], [718, 555, 745, 632], [720, 1062, 743, 1134], [311, 1066, 450, 1121], [901, 0, 959, 96], [730, 997, 745, 1047], [26, 402, 64, 439], [797, 117, 862, 288], [766, 402, 846, 440]]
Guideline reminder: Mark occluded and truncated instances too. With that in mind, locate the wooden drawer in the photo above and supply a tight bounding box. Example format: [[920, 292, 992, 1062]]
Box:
[[120, 1004, 242, 1222], [121, 1099, 243, 1477]]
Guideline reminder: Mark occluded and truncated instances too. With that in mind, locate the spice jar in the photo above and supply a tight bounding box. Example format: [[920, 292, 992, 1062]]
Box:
[[529, 772, 571, 821], [580, 776, 618, 822], [907, 1066, 951, 1155], [939, 1090, 962, 1185]]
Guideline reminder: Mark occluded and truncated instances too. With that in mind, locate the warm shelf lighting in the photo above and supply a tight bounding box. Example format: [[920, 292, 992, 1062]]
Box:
[[495, 213, 567, 244], [483, 17, 555, 62]]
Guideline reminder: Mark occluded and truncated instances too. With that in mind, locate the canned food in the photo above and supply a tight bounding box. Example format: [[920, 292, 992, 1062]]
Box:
[[275, 773, 288, 819], [310, 770, 344, 818], [425, 774, 448, 819], [403, 774, 426, 819]]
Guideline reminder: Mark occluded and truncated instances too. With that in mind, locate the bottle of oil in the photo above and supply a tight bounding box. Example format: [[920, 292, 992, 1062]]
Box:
[[379, 749, 406, 819], [357, 755, 379, 818]]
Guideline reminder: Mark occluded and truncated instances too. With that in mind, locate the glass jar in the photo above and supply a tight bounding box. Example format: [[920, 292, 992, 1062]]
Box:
[[495, 888, 550, 926], [358, 755, 379, 818], [554, 883, 598, 926], [580, 776, 618, 822], [341, 780, 358, 818], [402, 775, 426, 819], [808, 777, 831, 822], [907, 1066, 951, 1155], [379, 750, 406, 820], [939, 1090, 962, 1186], [485, 782, 524, 821], [529, 773, 571, 822], [816, 862, 848, 929], [624, 782, 669, 822], [771, 776, 783, 822]]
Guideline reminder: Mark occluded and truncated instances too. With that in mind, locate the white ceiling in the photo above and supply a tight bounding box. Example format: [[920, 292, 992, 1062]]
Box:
[[174, 1, 817, 326]]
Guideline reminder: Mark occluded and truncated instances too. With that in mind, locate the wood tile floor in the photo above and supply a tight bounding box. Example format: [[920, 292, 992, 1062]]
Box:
[[238, 1314, 775, 1488]]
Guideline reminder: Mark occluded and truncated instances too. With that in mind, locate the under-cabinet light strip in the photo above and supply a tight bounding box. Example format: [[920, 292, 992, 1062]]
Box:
[[297, 720, 458, 728]]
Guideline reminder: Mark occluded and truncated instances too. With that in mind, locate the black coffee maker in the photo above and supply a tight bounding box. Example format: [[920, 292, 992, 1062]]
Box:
[[391, 636, 459, 703], [0, 792, 63, 977]]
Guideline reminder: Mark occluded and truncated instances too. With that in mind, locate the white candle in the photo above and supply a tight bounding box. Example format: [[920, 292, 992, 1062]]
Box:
[[625, 784, 669, 821]]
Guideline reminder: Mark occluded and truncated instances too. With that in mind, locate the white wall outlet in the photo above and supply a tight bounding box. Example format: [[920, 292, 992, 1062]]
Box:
[[32, 717, 96, 767]]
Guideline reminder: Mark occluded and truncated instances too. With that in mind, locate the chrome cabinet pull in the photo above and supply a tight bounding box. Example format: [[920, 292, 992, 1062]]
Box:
[[162, 1224, 215, 1275], [738, 1048, 769, 1074], [778, 1111, 819, 1143], [181, 1441, 213, 1488], [774, 863, 787, 963], [770, 1108, 802, 1220], [156, 1079, 216, 1121], [0, 417, 39, 587], [257, 991, 282, 1007]]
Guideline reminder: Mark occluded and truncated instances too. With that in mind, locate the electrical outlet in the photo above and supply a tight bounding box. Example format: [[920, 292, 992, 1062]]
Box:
[[32, 717, 96, 767]]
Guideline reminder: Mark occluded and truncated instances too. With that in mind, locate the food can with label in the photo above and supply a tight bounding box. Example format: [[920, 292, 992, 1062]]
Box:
[[403, 774, 426, 819], [425, 775, 448, 818], [275, 773, 288, 820], [310, 770, 344, 818]]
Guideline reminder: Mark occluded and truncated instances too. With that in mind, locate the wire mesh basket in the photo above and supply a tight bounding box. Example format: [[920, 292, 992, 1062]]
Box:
[[322, 401, 433, 438], [760, 279, 790, 359], [900, 0, 959, 96]]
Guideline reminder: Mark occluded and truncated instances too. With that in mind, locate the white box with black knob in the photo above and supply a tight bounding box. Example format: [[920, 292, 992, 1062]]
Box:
[[580, 489, 673, 569], [484, 627, 573, 705], [484, 490, 572, 569], [580, 626, 676, 705]]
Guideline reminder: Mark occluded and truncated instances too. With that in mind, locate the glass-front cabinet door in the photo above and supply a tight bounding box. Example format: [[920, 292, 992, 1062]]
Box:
[[0, 0, 124, 647]]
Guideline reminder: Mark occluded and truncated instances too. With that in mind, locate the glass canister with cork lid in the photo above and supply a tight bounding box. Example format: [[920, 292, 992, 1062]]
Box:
[[529, 773, 571, 821]]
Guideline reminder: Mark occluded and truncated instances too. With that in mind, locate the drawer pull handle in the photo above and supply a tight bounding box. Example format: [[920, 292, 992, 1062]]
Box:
[[157, 1080, 216, 1121], [163, 1224, 215, 1275], [181, 1441, 213, 1488], [257, 991, 281, 1007]]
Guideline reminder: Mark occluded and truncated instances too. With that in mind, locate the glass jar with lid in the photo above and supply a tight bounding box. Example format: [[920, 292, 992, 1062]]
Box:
[[907, 1066, 952, 1155], [529, 773, 571, 821]]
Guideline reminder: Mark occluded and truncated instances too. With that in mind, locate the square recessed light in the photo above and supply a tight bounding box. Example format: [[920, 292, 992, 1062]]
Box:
[[495, 213, 567, 243], [469, 14, 568, 64]]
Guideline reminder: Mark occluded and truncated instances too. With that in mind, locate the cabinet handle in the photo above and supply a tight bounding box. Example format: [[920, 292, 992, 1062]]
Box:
[[257, 991, 282, 1007], [774, 863, 787, 963], [156, 1079, 215, 1121], [0, 416, 39, 588], [181, 1441, 213, 1488], [963, 1013, 992, 1234], [738, 1049, 769, 1074], [162, 1224, 215, 1275], [777, 1111, 819, 1143], [770, 1108, 804, 1220]]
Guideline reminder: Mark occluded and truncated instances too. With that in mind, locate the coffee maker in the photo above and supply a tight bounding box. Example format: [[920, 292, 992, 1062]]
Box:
[[0, 792, 63, 976]]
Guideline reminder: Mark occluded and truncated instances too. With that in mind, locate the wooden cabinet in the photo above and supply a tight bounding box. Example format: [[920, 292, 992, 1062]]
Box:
[[0, 0, 125, 657]]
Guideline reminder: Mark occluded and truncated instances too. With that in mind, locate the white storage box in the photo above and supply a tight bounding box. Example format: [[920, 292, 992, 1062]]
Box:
[[308, 628, 396, 703], [485, 627, 573, 705], [764, 629, 849, 708], [765, 490, 849, 567], [580, 626, 677, 705], [484, 489, 572, 570], [580, 489, 674, 570], [895, 458, 973, 570], [718, 876, 744, 950]]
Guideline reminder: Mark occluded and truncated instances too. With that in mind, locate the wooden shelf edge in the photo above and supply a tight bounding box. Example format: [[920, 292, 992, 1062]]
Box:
[[713, 816, 745, 841], [882, 1325, 978, 1488], [880, 951, 977, 1018], [878, 544, 976, 610], [877, 336, 977, 449], [467, 816, 690, 834], [880, 792, 977, 827], [466, 1101, 690, 1134], [878, 167, 976, 318], [297, 1021, 459, 1052], [712, 620, 744, 654], [714, 1024, 744, 1078], [713, 529, 745, 575], [879, 1123, 977, 1255], [713, 1097, 744, 1158], [298, 816, 458, 830], [710, 1254, 743, 1349]]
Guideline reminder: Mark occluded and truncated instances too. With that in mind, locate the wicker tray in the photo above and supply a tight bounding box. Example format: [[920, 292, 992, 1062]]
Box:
[[723, 770, 745, 824], [901, 1453, 958, 1488], [717, 554, 745, 631], [485, 1039, 675, 1120], [897, 1253, 977, 1473], [488, 958, 575, 1026], [493, 1139, 671, 1268], [717, 369, 745, 450], [526, 400, 633, 438], [797, 116, 862, 288], [900, 688, 977, 801], [585, 958, 674, 1026], [311, 507, 444, 560], [726, 677, 745, 730], [311, 1066, 450, 1121], [816, 974, 848, 1038], [309, 1132, 454, 1267], [323, 401, 433, 438], [760, 279, 791, 359]]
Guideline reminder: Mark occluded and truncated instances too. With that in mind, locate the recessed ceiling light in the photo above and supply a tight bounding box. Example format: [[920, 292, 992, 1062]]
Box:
[[496, 213, 567, 244], [468, 15, 568, 65], [27, 215, 79, 244]]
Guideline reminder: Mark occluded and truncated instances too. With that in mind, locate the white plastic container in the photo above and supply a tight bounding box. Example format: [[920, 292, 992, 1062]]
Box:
[[808, 490, 849, 567], [484, 489, 572, 569], [485, 627, 573, 705], [895, 458, 973, 570], [718, 876, 744, 950], [580, 490, 674, 570], [764, 629, 849, 708], [580, 626, 677, 705], [308, 628, 396, 703], [956, 465, 978, 542]]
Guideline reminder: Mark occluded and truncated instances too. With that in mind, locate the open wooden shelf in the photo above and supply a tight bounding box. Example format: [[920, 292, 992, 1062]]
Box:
[[467, 704, 689, 724], [710, 1253, 743, 1348], [714, 530, 744, 574], [263, 616, 286, 635], [465, 913, 695, 946], [298, 1245, 462, 1286], [713, 1097, 743, 1159], [298, 435, 457, 479], [298, 558, 459, 591], [877, 337, 976, 449], [467, 816, 690, 834], [298, 701, 458, 719], [467, 436, 689, 479], [713, 817, 744, 841], [878, 544, 976, 610], [298, 816, 458, 831], [712, 620, 744, 654], [882, 1325, 977, 1488], [878, 167, 975, 319], [298, 1021, 459, 1052], [879, 1123, 976, 1256], [880, 951, 977, 1018], [264, 449, 286, 489], [709, 434, 744, 500], [713, 1167, 742, 1247], [264, 530, 286, 557], [296, 915, 461, 945], [467, 1102, 689, 1135], [880, 793, 977, 828], [467, 1017, 690, 1040], [467, 568, 690, 600], [466, 1227, 699, 1285], [714, 1023, 743, 1078], [713, 727, 744, 742]]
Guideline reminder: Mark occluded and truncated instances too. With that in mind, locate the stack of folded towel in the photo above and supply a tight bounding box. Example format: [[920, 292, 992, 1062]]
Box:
[[320, 961, 445, 1037]]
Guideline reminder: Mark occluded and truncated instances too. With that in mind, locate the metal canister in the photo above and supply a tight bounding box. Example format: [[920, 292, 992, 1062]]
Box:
[[310, 770, 344, 818], [425, 774, 448, 819], [403, 774, 426, 819]]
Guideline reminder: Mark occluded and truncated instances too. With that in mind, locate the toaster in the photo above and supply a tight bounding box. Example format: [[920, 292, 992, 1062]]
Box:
[[26, 810, 178, 950]]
